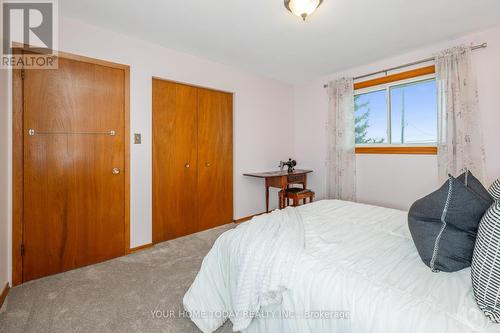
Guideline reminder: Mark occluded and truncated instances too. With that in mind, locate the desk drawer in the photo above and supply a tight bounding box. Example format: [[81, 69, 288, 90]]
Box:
[[287, 174, 306, 184]]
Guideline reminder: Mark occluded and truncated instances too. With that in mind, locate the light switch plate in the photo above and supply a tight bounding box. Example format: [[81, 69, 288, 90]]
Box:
[[134, 133, 142, 144]]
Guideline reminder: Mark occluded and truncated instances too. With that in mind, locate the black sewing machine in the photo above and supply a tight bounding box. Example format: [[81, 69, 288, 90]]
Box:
[[279, 158, 297, 173]]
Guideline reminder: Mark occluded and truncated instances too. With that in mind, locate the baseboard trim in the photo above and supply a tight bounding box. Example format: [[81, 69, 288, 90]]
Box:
[[234, 212, 266, 224], [129, 243, 154, 253], [0, 283, 10, 309]]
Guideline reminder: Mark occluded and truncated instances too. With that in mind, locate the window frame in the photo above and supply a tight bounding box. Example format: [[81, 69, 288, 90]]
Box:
[[353, 66, 438, 155]]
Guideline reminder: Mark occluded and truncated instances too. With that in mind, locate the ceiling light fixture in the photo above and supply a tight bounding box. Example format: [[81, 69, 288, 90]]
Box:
[[284, 0, 323, 21]]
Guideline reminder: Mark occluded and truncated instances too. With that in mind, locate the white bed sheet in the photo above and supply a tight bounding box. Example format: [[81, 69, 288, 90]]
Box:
[[186, 200, 498, 333]]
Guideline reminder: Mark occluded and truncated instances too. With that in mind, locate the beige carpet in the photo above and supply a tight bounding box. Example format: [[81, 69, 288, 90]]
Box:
[[0, 224, 236, 333]]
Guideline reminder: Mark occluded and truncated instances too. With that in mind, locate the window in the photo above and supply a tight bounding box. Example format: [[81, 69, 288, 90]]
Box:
[[354, 67, 438, 155], [355, 90, 388, 144]]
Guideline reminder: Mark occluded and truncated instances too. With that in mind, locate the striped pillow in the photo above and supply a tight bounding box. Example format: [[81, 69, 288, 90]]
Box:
[[489, 179, 500, 201], [471, 201, 500, 323]]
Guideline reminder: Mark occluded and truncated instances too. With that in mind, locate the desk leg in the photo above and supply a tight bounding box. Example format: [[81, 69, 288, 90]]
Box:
[[265, 185, 270, 213], [279, 187, 287, 209]]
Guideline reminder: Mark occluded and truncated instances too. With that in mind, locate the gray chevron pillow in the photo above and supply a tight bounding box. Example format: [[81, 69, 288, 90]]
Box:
[[472, 201, 500, 323], [489, 179, 500, 201]]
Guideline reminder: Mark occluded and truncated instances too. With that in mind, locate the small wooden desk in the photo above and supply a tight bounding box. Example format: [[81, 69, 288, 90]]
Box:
[[243, 170, 313, 213]]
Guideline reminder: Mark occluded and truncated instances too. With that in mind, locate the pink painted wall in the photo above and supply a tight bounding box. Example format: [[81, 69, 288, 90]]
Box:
[[293, 26, 500, 210], [58, 17, 296, 247], [3, 17, 499, 286], [5, 17, 295, 282]]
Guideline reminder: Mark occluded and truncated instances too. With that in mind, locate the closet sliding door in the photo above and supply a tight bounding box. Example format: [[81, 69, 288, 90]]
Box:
[[152, 79, 233, 243], [152, 79, 199, 242], [197, 89, 233, 230]]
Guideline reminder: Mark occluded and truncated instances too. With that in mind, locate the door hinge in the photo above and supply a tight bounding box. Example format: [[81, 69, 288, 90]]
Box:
[[20, 244, 25, 256], [21, 69, 25, 80]]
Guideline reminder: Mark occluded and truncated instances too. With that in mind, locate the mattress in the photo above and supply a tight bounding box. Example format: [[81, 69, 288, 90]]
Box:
[[186, 200, 497, 332]]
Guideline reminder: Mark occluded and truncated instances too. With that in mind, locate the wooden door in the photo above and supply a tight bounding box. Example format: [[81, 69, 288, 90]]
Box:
[[22, 58, 126, 282], [152, 79, 198, 242], [197, 88, 233, 230]]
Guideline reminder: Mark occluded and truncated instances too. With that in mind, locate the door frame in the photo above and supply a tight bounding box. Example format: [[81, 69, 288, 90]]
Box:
[[12, 46, 131, 286]]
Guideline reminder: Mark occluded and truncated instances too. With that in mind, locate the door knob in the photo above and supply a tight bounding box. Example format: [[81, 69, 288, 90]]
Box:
[[112, 167, 120, 175], [206, 162, 211, 167], [185, 163, 190, 168]]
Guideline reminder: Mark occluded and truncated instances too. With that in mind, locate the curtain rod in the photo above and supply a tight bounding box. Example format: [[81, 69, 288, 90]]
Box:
[[323, 42, 487, 88]]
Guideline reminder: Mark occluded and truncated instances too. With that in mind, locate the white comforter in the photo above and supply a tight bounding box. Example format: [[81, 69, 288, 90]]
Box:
[[184, 200, 498, 333], [184, 207, 305, 332]]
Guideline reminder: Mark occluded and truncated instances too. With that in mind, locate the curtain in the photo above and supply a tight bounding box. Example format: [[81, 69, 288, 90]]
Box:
[[326, 77, 356, 201], [435, 45, 486, 183]]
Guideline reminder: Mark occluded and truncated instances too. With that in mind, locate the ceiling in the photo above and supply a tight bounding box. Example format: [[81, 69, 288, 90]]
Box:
[[60, 0, 500, 83]]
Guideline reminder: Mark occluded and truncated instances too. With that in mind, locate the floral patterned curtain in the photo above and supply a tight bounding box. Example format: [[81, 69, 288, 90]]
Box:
[[435, 45, 487, 183], [326, 77, 356, 201]]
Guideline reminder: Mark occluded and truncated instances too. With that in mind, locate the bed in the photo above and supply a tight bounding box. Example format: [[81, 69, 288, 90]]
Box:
[[184, 200, 497, 333]]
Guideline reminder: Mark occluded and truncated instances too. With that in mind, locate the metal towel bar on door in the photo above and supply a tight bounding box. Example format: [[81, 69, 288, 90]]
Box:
[[28, 129, 116, 136]]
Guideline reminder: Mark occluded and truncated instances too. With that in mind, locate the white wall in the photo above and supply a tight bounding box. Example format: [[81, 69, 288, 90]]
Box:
[[0, 50, 9, 289], [57, 18, 295, 248], [293, 26, 500, 210], [5, 17, 500, 285], [5, 15, 295, 284]]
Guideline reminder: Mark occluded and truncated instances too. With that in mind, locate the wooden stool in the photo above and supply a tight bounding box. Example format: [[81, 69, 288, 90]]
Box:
[[280, 188, 315, 208]]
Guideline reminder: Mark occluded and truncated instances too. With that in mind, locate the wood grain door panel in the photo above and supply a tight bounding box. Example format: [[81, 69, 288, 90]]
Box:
[[152, 79, 198, 242], [197, 89, 233, 230], [22, 58, 125, 282]]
